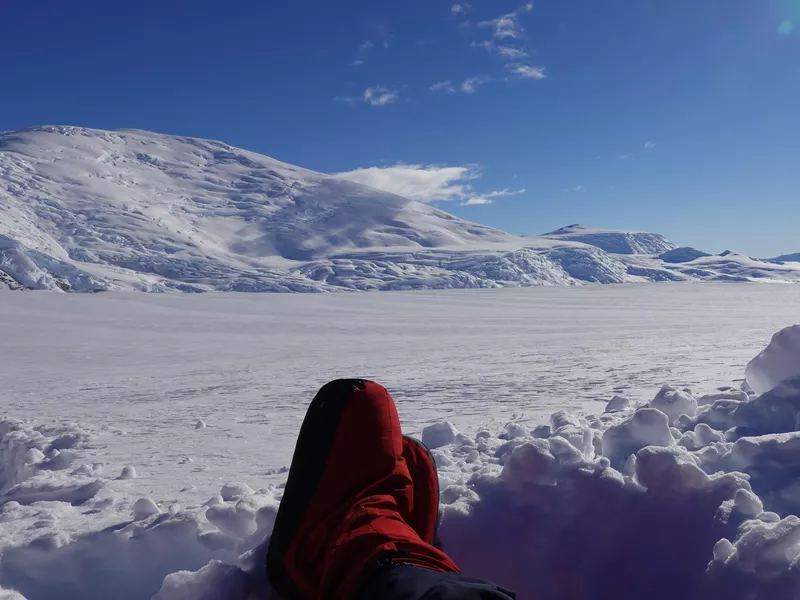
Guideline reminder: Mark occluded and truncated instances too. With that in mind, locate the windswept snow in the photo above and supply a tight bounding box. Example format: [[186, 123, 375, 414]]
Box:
[[3, 286, 800, 598], [2, 126, 800, 292]]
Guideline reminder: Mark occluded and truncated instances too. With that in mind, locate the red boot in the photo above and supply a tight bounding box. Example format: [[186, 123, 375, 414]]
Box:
[[402, 435, 440, 546], [266, 380, 458, 600]]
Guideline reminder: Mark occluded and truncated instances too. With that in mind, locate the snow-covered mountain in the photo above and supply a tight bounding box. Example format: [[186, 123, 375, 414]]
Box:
[[769, 253, 800, 264], [1, 126, 799, 292], [542, 224, 676, 255]]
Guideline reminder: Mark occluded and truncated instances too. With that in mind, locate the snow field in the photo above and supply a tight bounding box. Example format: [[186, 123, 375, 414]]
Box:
[[2, 286, 800, 598]]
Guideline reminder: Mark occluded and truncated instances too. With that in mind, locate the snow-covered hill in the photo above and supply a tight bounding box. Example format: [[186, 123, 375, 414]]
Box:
[[1, 126, 799, 292], [770, 253, 800, 264], [542, 224, 676, 255]]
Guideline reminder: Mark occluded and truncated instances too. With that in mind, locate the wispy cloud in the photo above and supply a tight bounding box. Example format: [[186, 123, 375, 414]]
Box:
[[479, 2, 534, 40], [351, 40, 379, 67], [564, 185, 586, 192], [335, 86, 399, 107], [430, 80, 457, 93], [451, 3, 470, 15], [430, 76, 493, 95], [474, 41, 529, 59], [619, 153, 633, 160], [334, 164, 518, 206], [484, 188, 526, 198], [644, 140, 656, 149], [507, 64, 546, 79], [462, 196, 494, 205], [495, 45, 529, 59], [461, 75, 492, 94], [364, 86, 399, 106]]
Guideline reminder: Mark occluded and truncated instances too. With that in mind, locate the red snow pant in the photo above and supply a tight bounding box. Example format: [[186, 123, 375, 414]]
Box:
[[266, 380, 516, 600]]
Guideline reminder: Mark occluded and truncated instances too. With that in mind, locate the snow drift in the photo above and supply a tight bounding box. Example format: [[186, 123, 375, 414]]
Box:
[[4, 327, 800, 599]]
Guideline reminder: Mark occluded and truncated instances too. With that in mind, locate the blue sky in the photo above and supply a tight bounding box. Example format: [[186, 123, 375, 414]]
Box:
[[1, 0, 798, 256]]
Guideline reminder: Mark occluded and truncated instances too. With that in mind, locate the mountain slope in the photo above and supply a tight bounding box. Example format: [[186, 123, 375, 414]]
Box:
[[769, 253, 800, 264], [542, 224, 676, 255], [1, 126, 799, 292], [0, 126, 519, 291]]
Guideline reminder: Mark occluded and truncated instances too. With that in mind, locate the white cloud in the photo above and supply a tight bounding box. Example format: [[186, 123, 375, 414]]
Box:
[[335, 86, 399, 107], [430, 80, 457, 93], [359, 41, 375, 53], [485, 188, 526, 198], [474, 41, 530, 60], [351, 59, 365, 67], [507, 64, 546, 79], [462, 196, 494, 205], [451, 3, 470, 14], [461, 75, 492, 94], [479, 2, 534, 40], [619, 153, 633, 160], [364, 86, 399, 106], [644, 141, 656, 149], [334, 164, 517, 206], [430, 76, 493, 95], [564, 185, 586, 192], [495, 45, 529, 59]]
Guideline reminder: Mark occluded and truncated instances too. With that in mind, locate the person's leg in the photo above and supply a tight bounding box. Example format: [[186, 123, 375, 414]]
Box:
[[267, 380, 458, 600], [401, 435, 440, 546], [354, 564, 517, 600]]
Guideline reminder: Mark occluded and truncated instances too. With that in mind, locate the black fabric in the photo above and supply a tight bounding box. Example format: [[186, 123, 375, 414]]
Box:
[[266, 379, 368, 600], [354, 565, 517, 600]]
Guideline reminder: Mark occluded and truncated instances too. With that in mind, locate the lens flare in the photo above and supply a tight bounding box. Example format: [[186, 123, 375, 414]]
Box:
[[779, 19, 795, 35]]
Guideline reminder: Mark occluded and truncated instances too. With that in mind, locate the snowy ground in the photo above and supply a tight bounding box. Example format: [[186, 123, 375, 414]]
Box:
[[2, 284, 800, 599]]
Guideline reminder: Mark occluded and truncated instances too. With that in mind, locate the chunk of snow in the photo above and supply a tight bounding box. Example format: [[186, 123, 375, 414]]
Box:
[[119, 466, 137, 480], [422, 422, 458, 449], [133, 497, 162, 520], [219, 483, 254, 502], [746, 325, 800, 395], [605, 395, 630, 413], [733, 376, 800, 435], [649, 385, 697, 423], [602, 408, 674, 468]]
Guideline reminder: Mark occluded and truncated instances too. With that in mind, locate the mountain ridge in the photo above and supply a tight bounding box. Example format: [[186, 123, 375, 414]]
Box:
[[2, 126, 799, 292]]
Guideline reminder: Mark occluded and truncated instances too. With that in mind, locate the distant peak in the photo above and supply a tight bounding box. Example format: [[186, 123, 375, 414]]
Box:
[[546, 224, 587, 235]]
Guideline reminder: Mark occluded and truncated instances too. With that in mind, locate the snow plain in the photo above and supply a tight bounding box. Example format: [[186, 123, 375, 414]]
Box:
[[2, 284, 800, 599]]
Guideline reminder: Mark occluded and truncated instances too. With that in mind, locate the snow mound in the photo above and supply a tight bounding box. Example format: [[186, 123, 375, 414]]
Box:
[[660, 247, 712, 263], [543, 224, 677, 255], [746, 325, 800, 395], [649, 384, 698, 424]]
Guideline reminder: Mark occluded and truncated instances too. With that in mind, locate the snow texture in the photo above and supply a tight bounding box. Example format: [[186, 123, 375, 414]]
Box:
[[4, 289, 800, 598], [2, 126, 800, 293]]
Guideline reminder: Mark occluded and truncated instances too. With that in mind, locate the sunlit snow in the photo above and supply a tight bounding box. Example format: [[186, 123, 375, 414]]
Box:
[[3, 286, 800, 599]]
